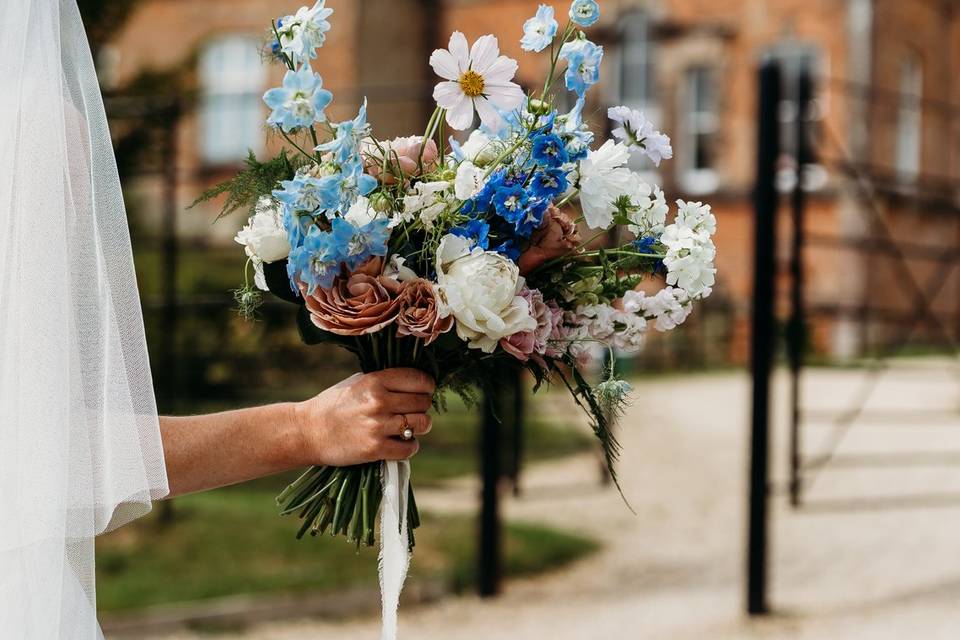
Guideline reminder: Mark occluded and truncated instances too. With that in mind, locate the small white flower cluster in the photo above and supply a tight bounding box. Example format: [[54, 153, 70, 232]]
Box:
[[398, 181, 453, 230], [661, 200, 717, 299], [626, 177, 669, 238], [571, 302, 648, 354], [622, 287, 692, 332], [607, 106, 673, 166]]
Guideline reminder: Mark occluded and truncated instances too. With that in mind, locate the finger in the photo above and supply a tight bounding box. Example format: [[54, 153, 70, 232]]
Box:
[[380, 438, 420, 460], [382, 413, 432, 438], [383, 392, 433, 414], [371, 368, 436, 394]]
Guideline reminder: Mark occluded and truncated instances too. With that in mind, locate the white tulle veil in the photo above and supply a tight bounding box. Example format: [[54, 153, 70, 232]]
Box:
[[0, 0, 169, 636]]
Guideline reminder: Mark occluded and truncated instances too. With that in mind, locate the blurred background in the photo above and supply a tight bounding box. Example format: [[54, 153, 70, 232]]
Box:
[[84, 0, 960, 638]]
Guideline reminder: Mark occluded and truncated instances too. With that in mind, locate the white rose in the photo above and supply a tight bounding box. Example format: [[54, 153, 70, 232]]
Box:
[[235, 196, 290, 264], [434, 234, 536, 352]]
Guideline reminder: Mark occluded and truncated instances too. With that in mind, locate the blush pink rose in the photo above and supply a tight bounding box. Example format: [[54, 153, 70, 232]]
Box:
[[518, 206, 582, 275], [365, 136, 439, 184]]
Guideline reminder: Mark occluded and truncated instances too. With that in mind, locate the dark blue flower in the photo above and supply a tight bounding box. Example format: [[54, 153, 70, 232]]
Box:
[[451, 218, 490, 250], [513, 198, 550, 238], [633, 235, 665, 272], [492, 239, 521, 262], [493, 184, 530, 223], [463, 169, 509, 215], [530, 167, 569, 199], [531, 133, 569, 167]]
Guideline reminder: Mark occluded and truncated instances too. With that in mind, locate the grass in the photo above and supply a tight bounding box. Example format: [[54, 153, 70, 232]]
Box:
[[96, 391, 597, 613], [96, 481, 596, 612]]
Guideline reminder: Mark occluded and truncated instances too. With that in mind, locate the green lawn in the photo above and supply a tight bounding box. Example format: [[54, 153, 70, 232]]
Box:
[[97, 391, 597, 612]]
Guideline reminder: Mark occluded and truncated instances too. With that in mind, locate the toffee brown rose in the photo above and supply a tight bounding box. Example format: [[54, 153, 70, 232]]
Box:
[[395, 278, 454, 345], [518, 206, 581, 275], [301, 258, 402, 336]]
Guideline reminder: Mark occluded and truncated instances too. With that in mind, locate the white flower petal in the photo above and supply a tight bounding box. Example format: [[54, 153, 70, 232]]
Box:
[[445, 95, 476, 130], [473, 96, 503, 132], [433, 81, 464, 109], [448, 31, 471, 73], [484, 81, 525, 110], [429, 48, 460, 80], [469, 34, 500, 74], [482, 55, 519, 84]]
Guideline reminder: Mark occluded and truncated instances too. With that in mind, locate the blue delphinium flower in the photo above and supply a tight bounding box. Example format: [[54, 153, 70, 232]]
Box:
[[451, 218, 491, 250], [263, 66, 333, 132], [493, 239, 521, 262], [287, 226, 340, 293], [633, 235, 665, 272], [315, 100, 370, 165], [493, 184, 530, 223], [282, 207, 314, 249], [273, 173, 341, 216], [514, 197, 550, 238], [569, 0, 600, 27], [559, 96, 594, 160], [275, 1, 334, 65], [531, 133, 569, 167], [521, 4, 558, 53], [329, 216, 389, 270], [462, 169, 510, 215], [334, 160, 378, 214], [531, 167, 569, 199], [559, 39, 603, 97]]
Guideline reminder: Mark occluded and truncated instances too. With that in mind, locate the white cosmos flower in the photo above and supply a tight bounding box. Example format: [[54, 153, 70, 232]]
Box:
[[430, 31, 525, 131], [434, 234, 536, 352], [577, 140, 634, 229]]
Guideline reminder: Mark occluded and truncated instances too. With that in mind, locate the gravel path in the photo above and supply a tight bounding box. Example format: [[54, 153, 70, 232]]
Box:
[[162, 361, 960, 639]]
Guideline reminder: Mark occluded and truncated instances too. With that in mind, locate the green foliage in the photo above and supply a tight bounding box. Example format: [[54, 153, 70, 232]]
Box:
[[189, 150, 300, 220]]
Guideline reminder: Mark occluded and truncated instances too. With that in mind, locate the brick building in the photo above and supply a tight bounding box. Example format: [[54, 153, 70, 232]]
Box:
[[101, 0, 960, 363]]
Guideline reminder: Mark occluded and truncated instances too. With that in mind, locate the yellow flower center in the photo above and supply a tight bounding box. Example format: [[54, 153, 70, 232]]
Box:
[[459, 70, 485, 98]]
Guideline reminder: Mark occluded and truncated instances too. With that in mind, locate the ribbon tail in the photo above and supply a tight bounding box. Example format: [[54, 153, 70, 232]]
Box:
[[379, 459, 411, 640]]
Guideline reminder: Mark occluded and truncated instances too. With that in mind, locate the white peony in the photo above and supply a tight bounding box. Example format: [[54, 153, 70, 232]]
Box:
[[434, 234, 536, 352], [454, 160, 485, 200], [577, 140, 634, 229], [235, 197, 290, 290]]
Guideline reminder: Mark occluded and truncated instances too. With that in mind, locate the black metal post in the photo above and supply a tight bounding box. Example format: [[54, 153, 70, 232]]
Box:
[[747, 60, 781, 616], [479, 381, 502, 597], [788, 68, 812, 508], [509, 368, 525, 497], [158, 102, 180, 526]]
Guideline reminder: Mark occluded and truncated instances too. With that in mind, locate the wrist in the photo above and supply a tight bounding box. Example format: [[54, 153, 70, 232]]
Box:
[[280, 401, 312, 469]]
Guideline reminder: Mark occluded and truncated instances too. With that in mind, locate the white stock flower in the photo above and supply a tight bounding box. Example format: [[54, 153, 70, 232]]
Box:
[[577, 140, 634, 229], [574, 303, 617, 341], [661, 221, 716, 299], [276, 1, 334, 64], [675, 199, 716, 235], [401, 180, 452, 230], [454, 161, 485, 200], [627, 287, 692, 332], [611, 310, 647, 352], [607, 106, 673, 166], [430, 32, 525, 131], [434, 234, 536, 352], [344, 195, 386, 227], [626, 175, 668, 236]]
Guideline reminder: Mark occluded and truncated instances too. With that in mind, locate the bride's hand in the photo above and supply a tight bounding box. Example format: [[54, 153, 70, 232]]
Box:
[[293, 368, 436, 467]]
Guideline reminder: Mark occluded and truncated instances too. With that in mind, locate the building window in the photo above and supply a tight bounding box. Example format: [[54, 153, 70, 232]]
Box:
[[617, 11, 658, 173], [895, 54, 922, 181], [199, 36, 265, 165], [680, 66, 718, 194]]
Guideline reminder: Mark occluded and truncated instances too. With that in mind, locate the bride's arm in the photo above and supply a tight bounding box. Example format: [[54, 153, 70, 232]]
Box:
[[159, 368, 435, 497]]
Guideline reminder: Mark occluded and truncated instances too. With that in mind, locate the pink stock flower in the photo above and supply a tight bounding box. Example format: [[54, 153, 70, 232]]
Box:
[[499, 288, 554, 362]]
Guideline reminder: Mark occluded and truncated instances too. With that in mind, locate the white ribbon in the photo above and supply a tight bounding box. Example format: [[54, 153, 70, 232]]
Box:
[[379, 459, 411, 640]]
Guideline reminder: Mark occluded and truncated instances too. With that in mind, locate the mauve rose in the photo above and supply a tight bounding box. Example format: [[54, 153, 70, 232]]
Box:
[[301, 258, 402, 336], [365, 136, 439, 184], [396, 278, 454, 345], [518, 206, 581, 275], [500, 288, 553, 362], [543, 300, 566, 358]]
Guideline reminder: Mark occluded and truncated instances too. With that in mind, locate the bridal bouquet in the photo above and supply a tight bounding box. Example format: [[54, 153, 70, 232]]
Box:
[[200, 0, 715, 561]]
